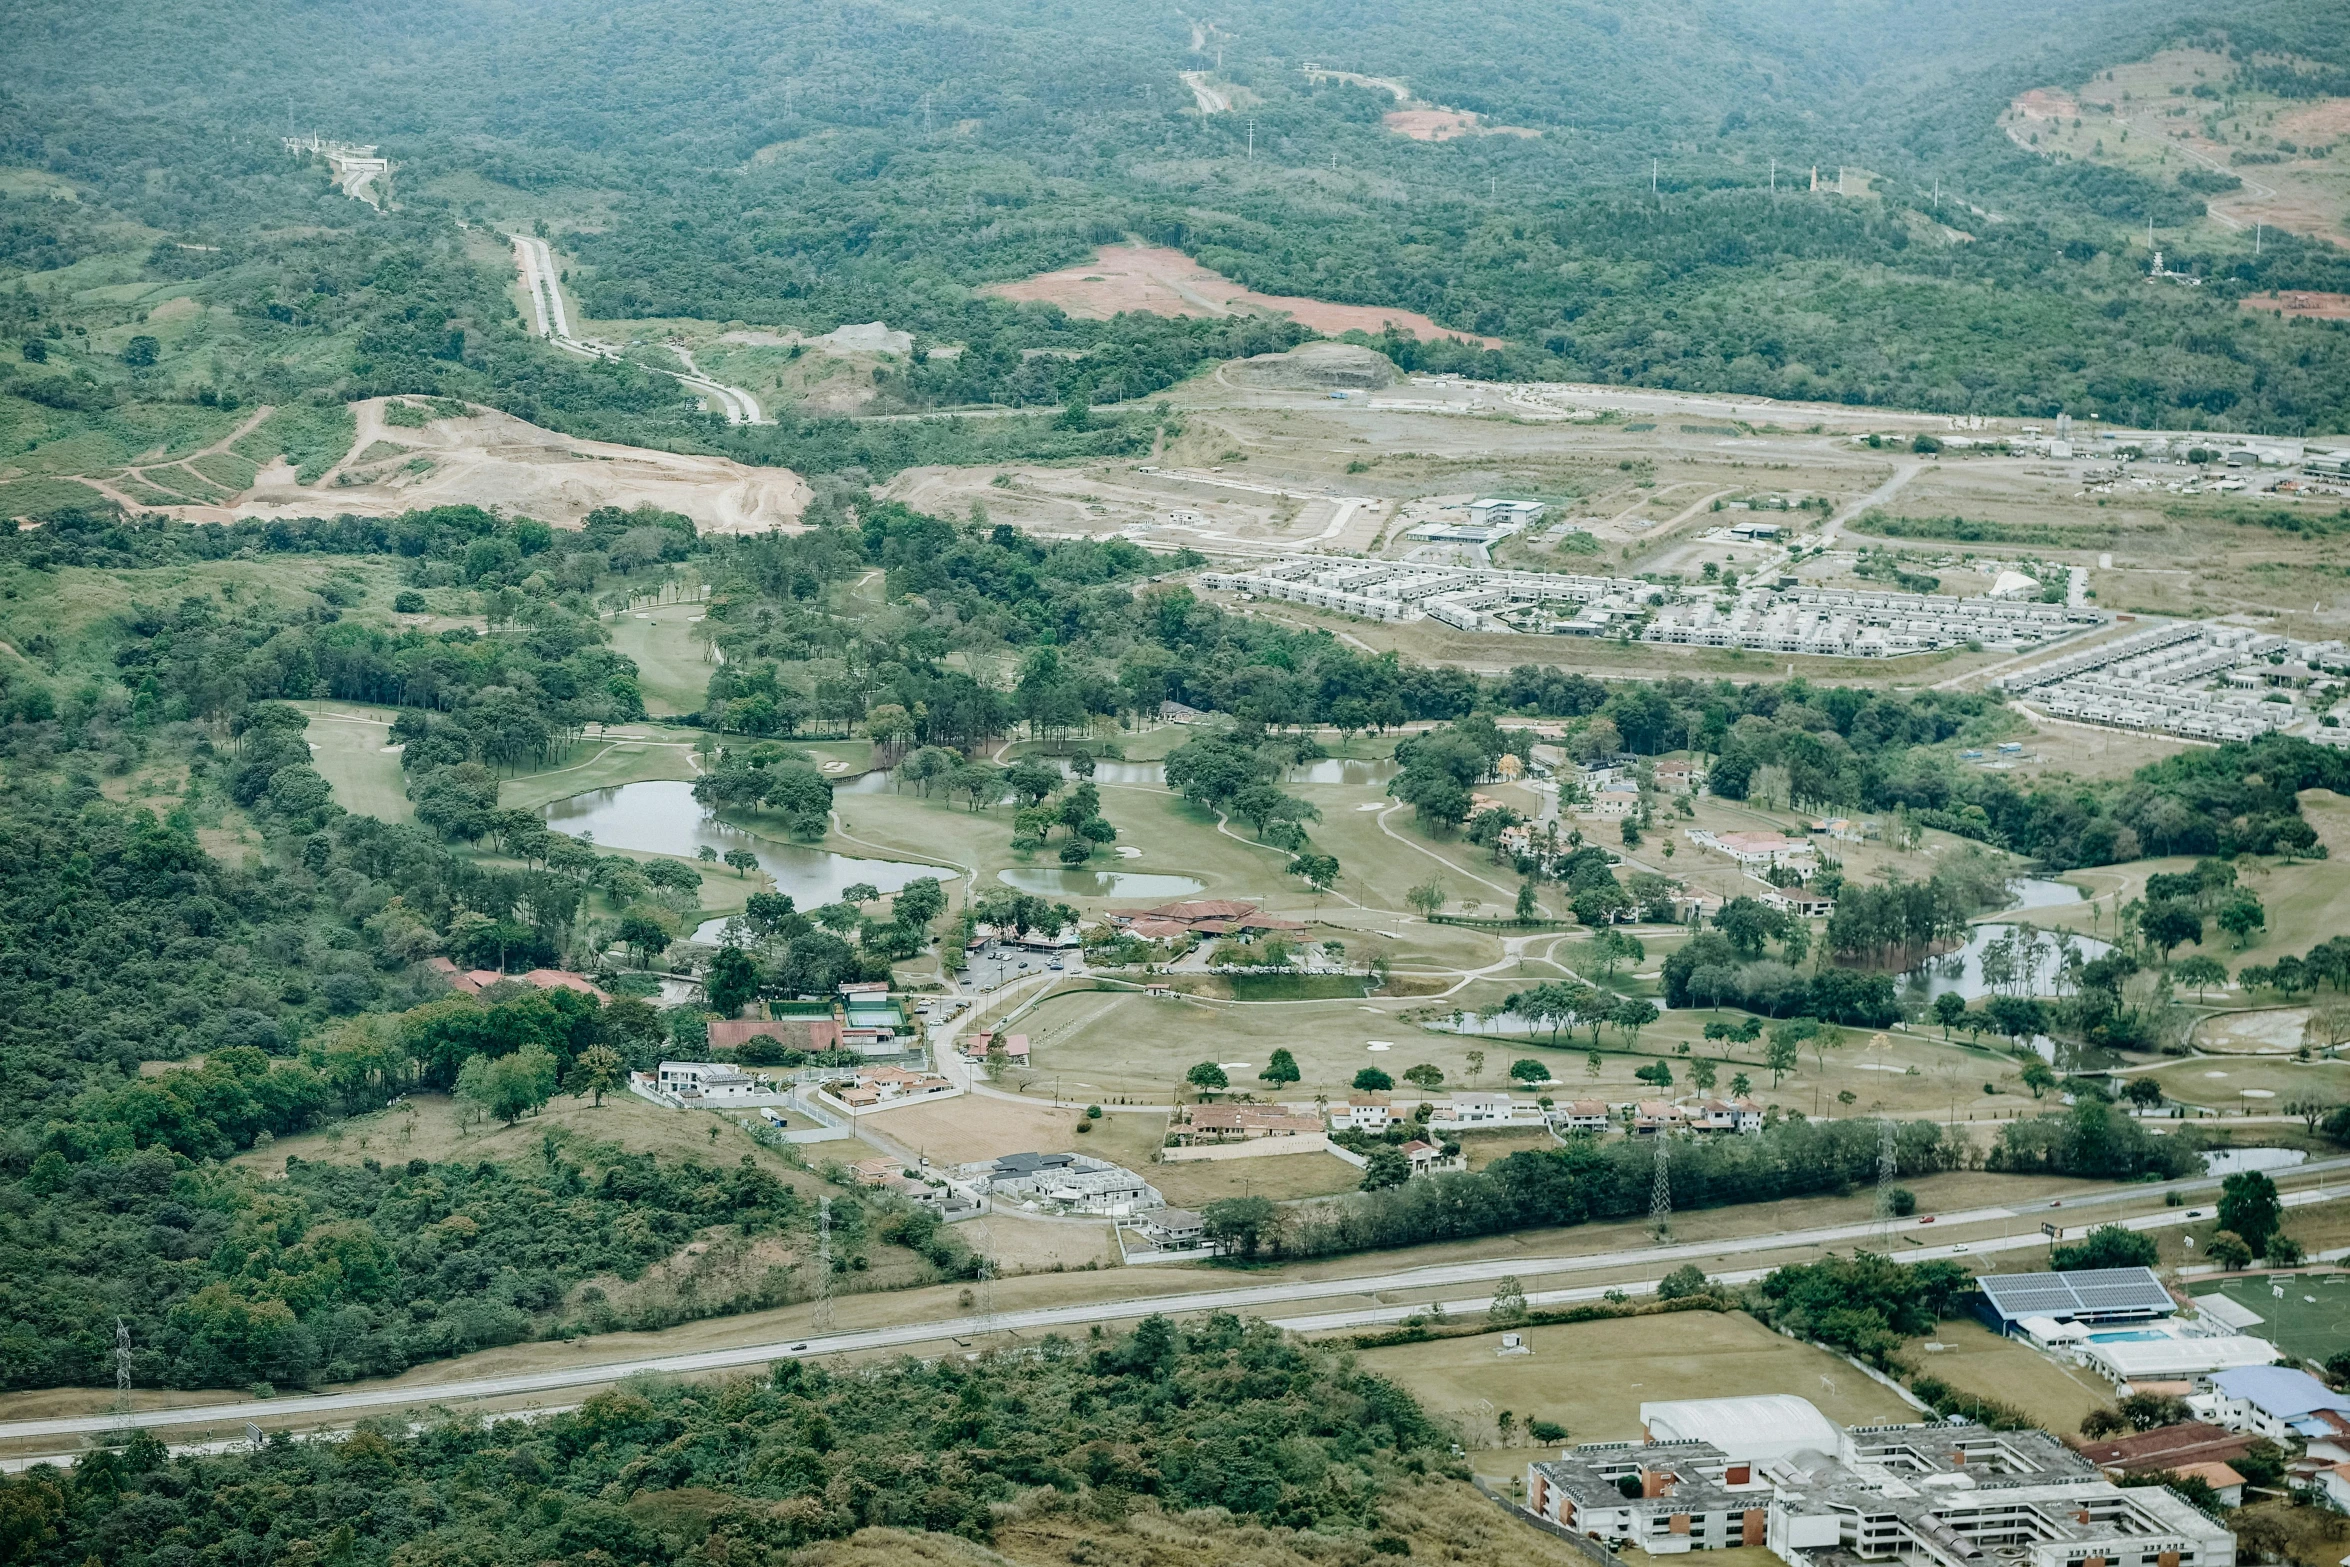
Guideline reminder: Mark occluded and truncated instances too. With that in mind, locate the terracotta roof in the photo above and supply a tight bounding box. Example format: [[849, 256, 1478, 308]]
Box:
[[2075, 1422, 2253, 1474], [2170, 1462, 2245, 1490], [708, 1017, 841, 1052], [426, 958, 612, 1002]]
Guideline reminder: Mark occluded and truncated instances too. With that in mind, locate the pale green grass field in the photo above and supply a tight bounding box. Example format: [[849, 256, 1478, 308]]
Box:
[[603, 603, 718, 716], [304, 705, 413, 822]]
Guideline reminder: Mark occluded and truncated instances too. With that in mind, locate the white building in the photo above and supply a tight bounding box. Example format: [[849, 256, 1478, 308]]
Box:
[[656, 1061, 768, 1101]]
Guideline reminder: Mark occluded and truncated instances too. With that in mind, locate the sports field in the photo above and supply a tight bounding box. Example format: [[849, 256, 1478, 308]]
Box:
[[2194, 1274, 2350, 1367]]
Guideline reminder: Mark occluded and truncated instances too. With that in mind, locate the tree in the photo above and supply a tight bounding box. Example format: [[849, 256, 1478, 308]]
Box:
[[1465, 1049, 1485, 1085], [616, 913, 674, 969], [2123, 1076, 2164, 1110], [1730, 1072, 1752, 1098], [1353, 1066, 1394, 1092], [1656, 1264, 1711, 1300], [1510, 1058, 1551, 1086], [1402, 1062, 1445, 1090], [1289, 853, 1340, 897], [1691, 1058, 1718, 1093], [1586, 1050, 1603, 1080], [2266, 1233, 2307, 1266], [1186, 1061, 1229, 1097], [1201, 1195, 1282, 1259], [697, 844, 719, 866], [1610, 998, 1658, 1045], [2020, 1060, 2058, 1099], [2218, 1170, 2284, 1256], [1260, 1048, 1301, 1086], [2173, 955, 2227, 1002], [2141, 901, 2203, 963], [1932, 992, 1968, 1038], [2217, 894, 2267, 949], [1764, 1033, 1800, 1087], [565, 1044, 625, 1107], [1516, 881, 1540, 921], [122, 334, 159, 367], [455, 1043, 558, 1126], [2051, 1225, 2158, 1271], [723, 848, 759, 877], [1487, 1274, 1528, 1326], [704, 945, 760, 1018], [2205, 1230, 2253, 1270], [1005, 757, 1063, 807], [1406, 881, 1446, 920], [1360, 1147, 1411, 1190]]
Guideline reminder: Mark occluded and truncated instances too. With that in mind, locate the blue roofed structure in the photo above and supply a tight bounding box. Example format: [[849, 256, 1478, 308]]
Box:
[[1976, 1267, 2176, 1334], [2206, 1366, 2350, 1441]]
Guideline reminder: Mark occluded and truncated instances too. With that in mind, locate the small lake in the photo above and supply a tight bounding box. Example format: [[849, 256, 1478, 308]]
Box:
[[997, 867, 1206, 901], [543, 779, 939, 906], [1899, 922, 2114, 1004], [2007, 877, 2086, 910]]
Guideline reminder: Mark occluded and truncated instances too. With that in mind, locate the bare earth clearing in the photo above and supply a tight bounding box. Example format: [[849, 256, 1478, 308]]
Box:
[[2243, 290, 2350, 320], [984, 243, 1503, 345], [87, 397, 809, 532], [1382, 108, 1540, 142]]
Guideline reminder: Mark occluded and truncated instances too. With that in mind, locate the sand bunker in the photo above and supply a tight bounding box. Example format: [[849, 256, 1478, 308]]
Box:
[[985, 243, 1503, 346], [2198, 1007, 2310, 1053], [2243, 291, 2350, 320], [163, 399, 809, 534]]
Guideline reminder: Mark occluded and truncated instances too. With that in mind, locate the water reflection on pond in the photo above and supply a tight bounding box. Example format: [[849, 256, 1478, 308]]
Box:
[[543, 779, 936, 907], [2007, 877, 2087, 910], [997, 867, 1206, 900], [1900, 922, 2113, 1004]]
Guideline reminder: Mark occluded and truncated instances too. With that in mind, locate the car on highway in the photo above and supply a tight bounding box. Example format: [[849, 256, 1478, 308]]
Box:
[[1916, 1215, 1935, 1224], [788, 1342, 808, 1352], [2187, 1210, 2204, 1219]]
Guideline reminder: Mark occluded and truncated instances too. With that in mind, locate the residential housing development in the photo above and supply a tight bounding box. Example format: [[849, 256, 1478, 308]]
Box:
[[1202, 559, 2104, 655], [1997, 620, 2346, 743]]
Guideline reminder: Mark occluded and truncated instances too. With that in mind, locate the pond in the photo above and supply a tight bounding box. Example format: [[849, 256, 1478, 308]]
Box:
[[543, 780, 940, 907], [1899, 922, 2114, 1004], [2007, 877, 2087, 911], [996, 867, 1206, 901]]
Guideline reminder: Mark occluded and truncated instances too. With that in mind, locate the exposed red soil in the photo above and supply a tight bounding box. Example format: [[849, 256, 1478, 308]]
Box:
[[983, 243, 1504, 345], [2242, 290, 2350, 319]]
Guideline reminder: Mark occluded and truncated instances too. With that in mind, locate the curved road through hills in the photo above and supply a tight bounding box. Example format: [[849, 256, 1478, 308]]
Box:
[[8, 1156, 2344, 1450], [510, 234, 768, 425]]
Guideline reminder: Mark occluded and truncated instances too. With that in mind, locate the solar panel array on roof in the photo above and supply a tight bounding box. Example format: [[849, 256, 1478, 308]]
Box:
[[1978, 1267, 2174, 1326]]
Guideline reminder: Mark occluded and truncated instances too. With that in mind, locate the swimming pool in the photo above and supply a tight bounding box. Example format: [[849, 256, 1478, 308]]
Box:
[[2086, 1330, 2169, 1343]]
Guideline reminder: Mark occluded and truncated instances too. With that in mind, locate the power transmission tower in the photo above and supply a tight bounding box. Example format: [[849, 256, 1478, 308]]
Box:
[[1649, 1134, 1672, 1240], [1875, 1117, 1900, 1246], [811, 1196, 835, 1332], [113, 1318, 133, 1431], [968, 1218, 997, 1344]]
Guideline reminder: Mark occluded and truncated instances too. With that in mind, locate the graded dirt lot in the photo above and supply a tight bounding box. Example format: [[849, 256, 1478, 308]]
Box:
[[89, 397, 810, 532], [984, 242, 1503, 344], [2243, 291, 2350, 320]]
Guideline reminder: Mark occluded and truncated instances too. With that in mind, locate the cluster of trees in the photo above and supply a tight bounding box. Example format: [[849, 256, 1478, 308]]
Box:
[[0, 1313, 1452, 1564], [3, 1133, 812, 1392], [1746, 1251, 1977, 1364], [1201, 1115, 1968, 1262], [1986, 1100, 2207, 1181], [700, 878, 951, 1017], [688, 743, 837, 841]]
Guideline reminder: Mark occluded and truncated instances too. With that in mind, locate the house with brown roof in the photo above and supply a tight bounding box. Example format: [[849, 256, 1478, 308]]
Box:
[[1549, 1099, 1613, 1133], [2073, 1421, 2255, 1478], [1173, 1104, 1323, 1144], [427, 957, 611, 1002]]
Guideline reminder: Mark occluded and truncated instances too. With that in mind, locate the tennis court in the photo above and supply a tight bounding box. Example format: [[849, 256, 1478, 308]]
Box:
[[2193, 1274, 2350, 1366]]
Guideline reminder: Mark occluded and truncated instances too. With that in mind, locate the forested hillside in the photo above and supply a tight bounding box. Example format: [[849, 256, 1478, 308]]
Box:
[[4, 0, 2350, 467]]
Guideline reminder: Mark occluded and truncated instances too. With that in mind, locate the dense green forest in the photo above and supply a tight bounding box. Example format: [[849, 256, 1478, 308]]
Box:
[[0, 1315, 1460, 1564], [5, 0, 2350, 485]]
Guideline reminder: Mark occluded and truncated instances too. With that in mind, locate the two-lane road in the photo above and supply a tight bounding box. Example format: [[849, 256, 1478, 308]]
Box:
[[9, 1157, 2342, 1447]]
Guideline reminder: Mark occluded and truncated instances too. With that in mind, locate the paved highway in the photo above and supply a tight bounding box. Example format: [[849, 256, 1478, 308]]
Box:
[[8, 1157, 2342, 1446]]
